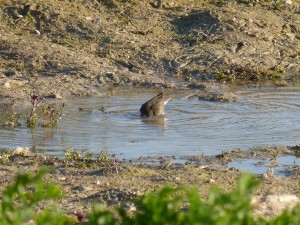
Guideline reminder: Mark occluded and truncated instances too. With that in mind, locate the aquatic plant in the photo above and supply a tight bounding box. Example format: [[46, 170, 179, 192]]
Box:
[[26, 94, 44, 128], [26, 94, 64, 128], [42, 103, 65, 128]]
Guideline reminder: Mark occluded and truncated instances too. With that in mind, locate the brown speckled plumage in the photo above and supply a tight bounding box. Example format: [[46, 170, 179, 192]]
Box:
[[140, 93, 172, 117]]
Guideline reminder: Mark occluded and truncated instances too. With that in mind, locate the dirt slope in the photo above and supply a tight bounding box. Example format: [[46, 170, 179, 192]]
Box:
[[0, 0, 300, 107]]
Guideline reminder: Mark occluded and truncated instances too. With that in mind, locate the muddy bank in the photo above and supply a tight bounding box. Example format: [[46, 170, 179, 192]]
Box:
[[0, 146, 299, 218], [1, 0, 300, 109]]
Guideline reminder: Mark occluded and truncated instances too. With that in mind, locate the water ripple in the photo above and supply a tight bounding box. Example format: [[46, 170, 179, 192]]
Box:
[[1, 87, 300, 159]]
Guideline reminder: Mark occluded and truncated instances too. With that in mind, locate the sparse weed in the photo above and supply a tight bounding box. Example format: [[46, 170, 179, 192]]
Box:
[[25, 94, 64, 128], [96, 150, 112, 164], [272, 0, 283, 10], [64, 148, 112, 168], [0, 150, 10, 164], [214, 70, 226, 81]]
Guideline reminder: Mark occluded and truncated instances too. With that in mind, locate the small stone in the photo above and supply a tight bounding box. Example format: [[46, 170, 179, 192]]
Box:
[[45, 93, 62, 99], [2, 121, 14, 127], [11, 147, 31, 156], [74, 185, 85, 192], [125, 203, 136, 212], [208, 179, 216, 183], [285, 0, 292, 4], [58, 176, 66, 181], [109, 196, 119, 204], [95, 18, 101, 23], [4, 80, 27, 89]]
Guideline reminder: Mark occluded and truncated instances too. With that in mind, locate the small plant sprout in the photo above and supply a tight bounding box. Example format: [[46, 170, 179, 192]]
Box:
[[266, 150, 279, 177]]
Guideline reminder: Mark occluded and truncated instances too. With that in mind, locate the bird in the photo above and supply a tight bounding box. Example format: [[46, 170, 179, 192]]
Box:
[[140, 93, 173, 117]]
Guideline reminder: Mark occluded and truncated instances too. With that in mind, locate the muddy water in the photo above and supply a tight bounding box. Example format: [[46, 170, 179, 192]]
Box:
[[0, 86, 300, 172]]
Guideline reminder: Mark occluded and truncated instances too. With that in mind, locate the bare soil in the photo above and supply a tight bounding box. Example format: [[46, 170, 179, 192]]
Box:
[[0, 0, 300, 109]]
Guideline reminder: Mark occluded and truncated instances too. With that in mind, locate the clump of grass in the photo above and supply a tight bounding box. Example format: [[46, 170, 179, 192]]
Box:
[[0, 150, 10, 164], [64, 148, 113, 169], [272, 0, 283, 10]]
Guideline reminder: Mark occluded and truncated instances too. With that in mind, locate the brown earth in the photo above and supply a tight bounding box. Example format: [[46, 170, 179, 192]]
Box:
[[0, 0, 300, 109]]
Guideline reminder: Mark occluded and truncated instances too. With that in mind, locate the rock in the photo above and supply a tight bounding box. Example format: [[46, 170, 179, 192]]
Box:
[[74, 185, 86, 192], [197, 92, 240, 103], [285, 0, 292, 4], [57, 176, 66, 181], [4, 80, 27, 89], [206, 178, 216, 183], [2, 121, 15, 127], [252, 195, 300, 218], [125, 203, 136, 212], [109, 195, 119, 204], [11, 147, 31, 156], [45, 93, 63, 99]]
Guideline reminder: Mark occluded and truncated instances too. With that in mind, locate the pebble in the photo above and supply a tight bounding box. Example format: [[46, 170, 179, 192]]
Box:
[[4, 80, 27, 89], [285, 0, 292, 4], [252, 195, 299, 217], [208, 178, 216, 183], [57, 176, 66, 181], [74, 185, 86, 192], [11, 147, 31, 156]]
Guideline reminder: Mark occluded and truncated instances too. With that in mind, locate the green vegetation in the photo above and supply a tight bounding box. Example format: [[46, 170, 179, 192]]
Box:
[[0, 170, 299, 225], [0, 168, 76, 225], [64, 148, 113, 169]]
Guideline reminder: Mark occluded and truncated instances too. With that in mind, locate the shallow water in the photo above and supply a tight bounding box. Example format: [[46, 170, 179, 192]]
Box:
[[0, 86, 299, 173]]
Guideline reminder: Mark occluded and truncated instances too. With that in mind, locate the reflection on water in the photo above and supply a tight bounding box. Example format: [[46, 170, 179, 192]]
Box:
[[1, 86, 300, 162]]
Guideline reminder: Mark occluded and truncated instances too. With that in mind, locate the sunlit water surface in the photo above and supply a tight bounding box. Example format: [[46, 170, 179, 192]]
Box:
[[1, 86, 300, 174]]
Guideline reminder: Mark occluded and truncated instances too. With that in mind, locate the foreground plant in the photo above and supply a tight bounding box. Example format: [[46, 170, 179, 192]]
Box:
[[1, 170, 299, 225], [0, 168, 76, 225], [88, 174, 300, 225]]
